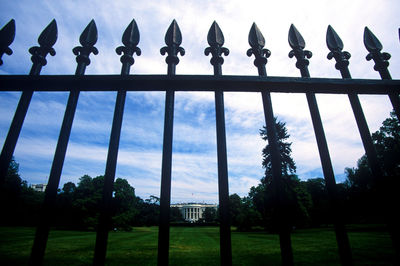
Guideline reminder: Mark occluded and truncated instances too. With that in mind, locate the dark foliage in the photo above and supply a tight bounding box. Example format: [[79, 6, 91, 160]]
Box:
[[343, 111, 400, 224]]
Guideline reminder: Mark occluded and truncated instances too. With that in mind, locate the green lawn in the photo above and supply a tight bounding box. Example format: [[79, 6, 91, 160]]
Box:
[[0, 225, 394, 265]]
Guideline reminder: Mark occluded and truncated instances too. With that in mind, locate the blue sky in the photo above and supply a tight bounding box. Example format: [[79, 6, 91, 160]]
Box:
[[0, 1, 399, 203]]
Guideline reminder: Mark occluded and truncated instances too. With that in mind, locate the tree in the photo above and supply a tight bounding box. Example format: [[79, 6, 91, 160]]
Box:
[[249, 118, 312, 230], [229, 193, 242, 226], [0, 158, 43, 226], [343, 111, 400, 223], [304, 178, 330, 226], [371, 111, 400, 176], [112, 178, 140, 230], [138, 195, 160, 226], [170, 207, 184, 222], [203, 207, 217, 223], [260, 119, 296, 184], [229, 193, 261, 231]]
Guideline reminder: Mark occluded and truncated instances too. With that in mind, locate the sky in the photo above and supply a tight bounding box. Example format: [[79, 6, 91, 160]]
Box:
[[0, 1, 399, 203]]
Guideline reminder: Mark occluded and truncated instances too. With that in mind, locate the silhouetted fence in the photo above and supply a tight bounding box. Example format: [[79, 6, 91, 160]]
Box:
[[0, 19, 399, 266]]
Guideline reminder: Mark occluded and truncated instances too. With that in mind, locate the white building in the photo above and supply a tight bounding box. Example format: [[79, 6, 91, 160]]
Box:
[[31, 183, 47, 192], [171, 203, 217, 222]]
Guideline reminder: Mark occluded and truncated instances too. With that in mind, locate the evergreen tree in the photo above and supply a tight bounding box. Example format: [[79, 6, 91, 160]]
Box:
[[250, 118, 312, 229]]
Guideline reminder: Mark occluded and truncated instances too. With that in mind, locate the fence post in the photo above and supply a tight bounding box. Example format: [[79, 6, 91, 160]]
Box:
[[288, 24, 353, 266], [204, 21, 232, 266], [0, 20, 56, 186], [158, 20, 185, 266], [29, 20, 98, 266], [93, 19, 141, 266], [247, 23, 294, 266]]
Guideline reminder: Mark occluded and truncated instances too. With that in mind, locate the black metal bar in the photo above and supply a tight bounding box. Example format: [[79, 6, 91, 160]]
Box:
[[205, 21, 232, 266], [0, 75, 399, 94], [0, 19, 57, 187], [326, 24, 383, 199], [363, 27, 400, 262], [157, 20, 184, 266], [29, 20, 98, 266], [289, 24, 353, 265], [247, 23, 294, 265], [93, 19, 141, 266]]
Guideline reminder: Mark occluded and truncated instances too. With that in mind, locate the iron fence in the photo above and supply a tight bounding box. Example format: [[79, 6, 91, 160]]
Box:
[[0, 18, 399, 266]]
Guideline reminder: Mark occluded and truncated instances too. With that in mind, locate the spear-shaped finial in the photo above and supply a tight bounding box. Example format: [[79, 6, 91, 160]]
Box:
[[73, 19, 99, 68], [363, 27, 391, 75], [28, 19, 57, 67], [0, 19, 15, 65], [160, 19, 185, 70], [116, 19, 141, 69], [204, 21, 229, 70], [288, 24, 312, 73], [246, 23, 271, 70], [326, 25, 351, 72]]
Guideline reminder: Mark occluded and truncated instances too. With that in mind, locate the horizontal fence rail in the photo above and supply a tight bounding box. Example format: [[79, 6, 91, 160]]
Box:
[[0, 75, 399, 93], [0, 17, 399, 266]]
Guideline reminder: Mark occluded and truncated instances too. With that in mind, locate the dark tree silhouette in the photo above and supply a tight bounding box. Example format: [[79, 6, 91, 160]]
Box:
[[250, 118, 312, 230], [260, 119, 296, 181]]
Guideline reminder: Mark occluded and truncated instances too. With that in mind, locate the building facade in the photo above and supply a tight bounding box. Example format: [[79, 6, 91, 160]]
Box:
[[171, 203, 217, 222], [30, 183, 47, 192]]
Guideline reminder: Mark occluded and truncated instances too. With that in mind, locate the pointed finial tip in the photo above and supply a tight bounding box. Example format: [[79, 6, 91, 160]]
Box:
[[0, 19, 16, 49], [326, 25, 344, 51], [207, 21, 224, 46], [288, 23, 305, 49], [79, 19, 98, 47], [38, 19, 58, 48], [248, 22, 265, 48], [164, 19, 182, 46], [8, 19, 16, 26], [122, 18, 140, 47], [363, 26, 382, 52]]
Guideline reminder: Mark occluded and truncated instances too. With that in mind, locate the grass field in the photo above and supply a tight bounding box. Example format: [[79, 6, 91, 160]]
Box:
[[0, 225, 394, 265]]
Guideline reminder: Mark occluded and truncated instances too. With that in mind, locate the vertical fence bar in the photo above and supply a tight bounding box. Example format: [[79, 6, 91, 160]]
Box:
[[93, 19, 141, 265], [0, 20, 56, 186], [363, 27, 400, 263], [29, 20, 98, 266], [204, 21, 232, 266], [327, 25, 384, 199], [247, 23, 294, 266], [288, 24, 353, 265], [158, 20, 184, 266]]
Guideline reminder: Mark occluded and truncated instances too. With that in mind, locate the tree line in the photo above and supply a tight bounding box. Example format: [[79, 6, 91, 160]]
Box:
[[1, 112, 398, 232], [229, 111, 399, 231], [0, 162, 218, 230]]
